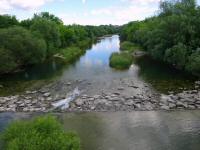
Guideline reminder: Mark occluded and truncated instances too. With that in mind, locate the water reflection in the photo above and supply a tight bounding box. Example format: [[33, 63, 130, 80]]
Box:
[[0, 111, 200, 150]]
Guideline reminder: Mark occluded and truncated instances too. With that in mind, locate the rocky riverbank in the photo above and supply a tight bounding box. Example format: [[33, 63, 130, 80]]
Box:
[[0, 79, 199, 112]]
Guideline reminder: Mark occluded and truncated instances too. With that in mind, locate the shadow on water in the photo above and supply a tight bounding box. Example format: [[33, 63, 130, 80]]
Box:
[[134, 56, 198, 93]]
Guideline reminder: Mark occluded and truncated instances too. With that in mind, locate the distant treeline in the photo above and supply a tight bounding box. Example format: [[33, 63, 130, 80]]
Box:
[[120, 0, 200, 76], [0, 12, 119, 74]]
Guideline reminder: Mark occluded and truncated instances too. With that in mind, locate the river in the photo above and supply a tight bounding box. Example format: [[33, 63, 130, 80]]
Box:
[[0, 35, 200, 149], [0, 35, 197, 95], [0, 111, 200, 150]]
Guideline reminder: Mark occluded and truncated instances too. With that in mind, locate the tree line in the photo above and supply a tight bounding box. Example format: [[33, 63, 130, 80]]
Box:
[[0, 12, 119, 74], [120, 0, 200, 76]]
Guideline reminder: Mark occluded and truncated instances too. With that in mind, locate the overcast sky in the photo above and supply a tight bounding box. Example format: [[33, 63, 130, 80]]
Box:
[[0, 0, 200, 25]]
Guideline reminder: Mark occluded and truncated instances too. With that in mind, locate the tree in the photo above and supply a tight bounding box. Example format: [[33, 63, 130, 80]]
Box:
[[31, 18, 61, 56], [0, 15, 18, 28]]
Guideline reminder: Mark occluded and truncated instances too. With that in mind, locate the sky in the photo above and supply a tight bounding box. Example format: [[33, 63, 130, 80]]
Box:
[[0, 0, 200, 25]]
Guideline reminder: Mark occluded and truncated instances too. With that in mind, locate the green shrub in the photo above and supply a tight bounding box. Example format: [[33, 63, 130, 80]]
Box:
[[59, 46, 85, 63], [120, 41, 140, 52], [1, 115, 80, 150], [109, 52, 133, 69]]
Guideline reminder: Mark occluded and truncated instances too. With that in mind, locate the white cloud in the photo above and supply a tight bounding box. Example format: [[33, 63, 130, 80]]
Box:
[[82, 0, 86, 4], [0, 0, 54, 13], [89, 1, 159, 25]]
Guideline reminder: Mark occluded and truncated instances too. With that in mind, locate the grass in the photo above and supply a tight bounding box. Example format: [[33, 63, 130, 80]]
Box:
[[120, 41, 141, 53], [56, 46, 85, 63], [0, 115, 80, 150], [109, 52, 133, 70]]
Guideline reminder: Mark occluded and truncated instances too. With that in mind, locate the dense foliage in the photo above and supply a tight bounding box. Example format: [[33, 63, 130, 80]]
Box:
[[1, 115, 80, 150], [120, 41, 140, 52], [0, 12, 119, 74], [109, 52, 133, 69], [120, 0, 200, 76]]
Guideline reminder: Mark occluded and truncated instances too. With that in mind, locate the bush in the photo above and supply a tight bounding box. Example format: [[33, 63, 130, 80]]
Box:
[[0, 48, 17, 73], [1, 116, 80, 150], [59, 47, 85, 63], [120, 41, 140, 52], [0, 26, 47, 74], [109, 52, 133, 69]]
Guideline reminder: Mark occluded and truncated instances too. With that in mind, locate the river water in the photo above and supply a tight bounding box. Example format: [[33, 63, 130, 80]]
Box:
[[0, 111, 200, 150], [0, 35, 197, 95]]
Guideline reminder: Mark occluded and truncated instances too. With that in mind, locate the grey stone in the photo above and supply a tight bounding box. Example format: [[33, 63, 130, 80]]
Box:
[[75, 99, 84, 106], [161, 105, 170, 110], [44, 92, 51, 97]]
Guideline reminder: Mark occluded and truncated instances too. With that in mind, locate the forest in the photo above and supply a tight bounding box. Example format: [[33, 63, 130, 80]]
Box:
[[0, 12, 119, 74], [120, 0, 200, 76]]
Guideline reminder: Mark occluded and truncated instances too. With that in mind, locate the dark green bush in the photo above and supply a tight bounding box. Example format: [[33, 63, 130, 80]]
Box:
[[109, 52, 133, 69], [1, 116, 80, 150]]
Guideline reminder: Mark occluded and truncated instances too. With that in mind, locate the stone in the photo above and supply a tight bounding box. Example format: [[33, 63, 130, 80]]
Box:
[[66, 82, 71, 86], [177, 101, 188, 108], [195, 81, 200, 85], [113, 92, 120, 96], [118, 87, 124, 90], [19, 103, 25, 107], [169, 103, 176, 109], [44, 92, 51, 97], [75, 99, 84, 106], [46, 97, 53, 101], [188, 105, 196, 109], [161, 105, 170, 110]]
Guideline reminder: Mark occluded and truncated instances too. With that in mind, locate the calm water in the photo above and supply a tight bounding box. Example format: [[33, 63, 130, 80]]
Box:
[[0, 111, 200, 150], [0, 35, 198, 95]]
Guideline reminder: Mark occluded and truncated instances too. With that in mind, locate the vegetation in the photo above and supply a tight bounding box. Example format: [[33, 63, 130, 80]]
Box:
[[1, 115, 80, 150], [120, 41, 140, 52], [58, 47, 85, 63], [120, 0, 200, 76], [0, 12, 119, 74], [109, 52, 133, 69]]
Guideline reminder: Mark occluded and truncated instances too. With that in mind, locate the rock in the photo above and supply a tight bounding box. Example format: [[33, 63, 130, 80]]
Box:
[[118, 87, 124, 90], [94, 95, 101, 99], [66, 82, 71, 86], [125, 100, 135, 106], [188, 105, 196, 109], [46, 97, 53, 101], [168, 91, 174, 94], [169, 103, 176, 109], [44, 92, 51, 97], [0, 107, 5, 111], [161, 105, 170, 110], [75, 99, 84, 106], [113, 92, 120, 96], [144, 102, 154, 110], [129, 85, 139, 88], [19, 103, 25, 107], [91, 106, 96, 110], [195, 81, 200, 85], [25, 91, 32, 94], [177, 101, 188, 108]]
